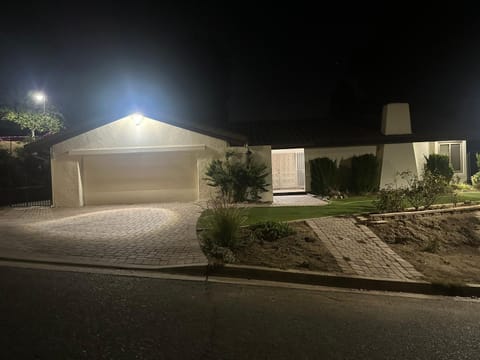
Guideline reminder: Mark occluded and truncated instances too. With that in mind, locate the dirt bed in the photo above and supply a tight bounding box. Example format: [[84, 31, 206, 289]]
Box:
[[369, 211, 480, 284], [234, 221, 341, 273]]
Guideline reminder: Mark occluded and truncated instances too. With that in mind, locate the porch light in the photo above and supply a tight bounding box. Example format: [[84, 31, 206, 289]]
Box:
[[132, 112, 143, 126]]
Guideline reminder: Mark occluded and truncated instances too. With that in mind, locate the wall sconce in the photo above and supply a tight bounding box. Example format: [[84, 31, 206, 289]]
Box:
[[132, 112, 143, 126]]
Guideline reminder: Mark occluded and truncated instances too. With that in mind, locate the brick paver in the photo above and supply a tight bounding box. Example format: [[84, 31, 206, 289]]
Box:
[[307, 217, 423, 280], [0, 203, 207, 266]]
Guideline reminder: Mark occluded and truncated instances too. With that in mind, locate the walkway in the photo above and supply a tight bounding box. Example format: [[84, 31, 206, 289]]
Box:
[[0, 203, 207, 267], [272, 194, 328, 206], [307, 217, 423, 280]]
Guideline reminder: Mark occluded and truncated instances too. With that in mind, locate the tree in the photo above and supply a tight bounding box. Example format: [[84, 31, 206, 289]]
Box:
[[0, 96, 64, 139]]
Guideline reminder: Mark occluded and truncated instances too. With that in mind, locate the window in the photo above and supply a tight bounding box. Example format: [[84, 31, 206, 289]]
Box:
[[439, 143, 462, 172]]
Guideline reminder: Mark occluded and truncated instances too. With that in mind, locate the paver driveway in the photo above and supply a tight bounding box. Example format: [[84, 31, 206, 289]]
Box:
[[0, 203, 207, 266]]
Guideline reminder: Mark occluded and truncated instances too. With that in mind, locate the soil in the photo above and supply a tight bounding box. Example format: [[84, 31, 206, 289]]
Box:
[[368, 211, 480, 284], [233, 221, 342, 273]]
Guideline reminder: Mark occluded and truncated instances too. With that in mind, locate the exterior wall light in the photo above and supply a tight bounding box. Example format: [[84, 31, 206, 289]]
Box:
[[132, 112, 143, 126]]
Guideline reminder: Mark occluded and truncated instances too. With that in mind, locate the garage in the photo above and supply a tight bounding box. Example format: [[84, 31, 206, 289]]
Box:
[[82, 151, 198, 205]]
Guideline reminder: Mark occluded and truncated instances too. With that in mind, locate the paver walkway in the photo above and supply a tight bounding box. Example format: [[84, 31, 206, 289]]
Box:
[[307, 217, 423, 280], [272, 194, 328, 206], [0, 203, 207, 267]]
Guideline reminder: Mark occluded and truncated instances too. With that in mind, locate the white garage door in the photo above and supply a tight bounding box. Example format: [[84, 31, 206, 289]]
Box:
[[83, 152, 197, 205]]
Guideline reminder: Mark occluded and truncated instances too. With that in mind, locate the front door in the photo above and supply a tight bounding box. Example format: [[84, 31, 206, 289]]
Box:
[[271, 149, 305, 192]]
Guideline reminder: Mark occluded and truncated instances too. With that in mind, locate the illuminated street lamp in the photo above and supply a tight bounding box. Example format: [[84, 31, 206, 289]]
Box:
[[32, 91, 46, 113]]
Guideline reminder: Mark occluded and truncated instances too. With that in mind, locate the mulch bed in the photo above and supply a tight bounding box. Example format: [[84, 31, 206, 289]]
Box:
[[233, 221, 342, 273]]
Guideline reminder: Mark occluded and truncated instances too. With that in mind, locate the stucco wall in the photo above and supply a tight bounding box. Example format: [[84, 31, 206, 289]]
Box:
[[51, 158, 84, 207], [413, 142, 431, 176], [250, 145, 273, 202], [51, 115, 228, 206], [304, 146, 377, 192], [378, 143, 418, 188]]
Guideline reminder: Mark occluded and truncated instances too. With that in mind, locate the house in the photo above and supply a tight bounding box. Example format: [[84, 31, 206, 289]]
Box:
[[27, 103, 468, 207]]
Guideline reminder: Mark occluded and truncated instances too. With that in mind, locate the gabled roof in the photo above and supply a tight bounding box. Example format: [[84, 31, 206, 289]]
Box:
[[26, 112, 248, 152]]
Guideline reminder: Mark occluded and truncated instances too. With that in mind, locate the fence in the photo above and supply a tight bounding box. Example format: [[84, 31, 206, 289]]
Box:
[[0, 185, 52, 207]]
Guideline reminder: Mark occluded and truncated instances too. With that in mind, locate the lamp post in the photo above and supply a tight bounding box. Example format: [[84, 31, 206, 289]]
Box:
[[33, 92, 46, 113]]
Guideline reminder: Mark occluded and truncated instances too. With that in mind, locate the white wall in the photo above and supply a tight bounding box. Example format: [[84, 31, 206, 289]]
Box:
[[304, 146, 377, 192], [378, 143, 418, 188], [413, 142, 431, 176], [250, 145, 273, 202]]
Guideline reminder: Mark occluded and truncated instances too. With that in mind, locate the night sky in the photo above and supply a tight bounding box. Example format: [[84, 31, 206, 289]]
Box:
[[1, 3, 479, 134]]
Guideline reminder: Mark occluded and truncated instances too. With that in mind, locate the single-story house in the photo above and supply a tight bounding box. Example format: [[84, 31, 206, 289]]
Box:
[[27, 103, 468, 207]]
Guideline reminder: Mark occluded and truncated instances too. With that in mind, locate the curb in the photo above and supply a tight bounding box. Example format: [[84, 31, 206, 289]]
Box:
[[2, 253, 480, 298], [0, 254, 208, 277], [207, 264, 480, 298]]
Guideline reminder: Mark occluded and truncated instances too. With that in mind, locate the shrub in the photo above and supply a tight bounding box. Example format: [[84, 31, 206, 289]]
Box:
[[250, 221, 295, 242], [350, 154, 379, 193], [337, 160, 351, 192], [200, 197, 246, 262], [205, 150, 269, 203], [374, 185, 406, 213], [424, 154, 454, 183], [310, 157, 337, 195], [472, 172, 480, 190], [401, 170, 448, 210]]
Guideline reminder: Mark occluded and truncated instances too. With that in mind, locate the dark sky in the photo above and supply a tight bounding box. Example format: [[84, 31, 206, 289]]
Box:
[[1, 2, 479, 133]]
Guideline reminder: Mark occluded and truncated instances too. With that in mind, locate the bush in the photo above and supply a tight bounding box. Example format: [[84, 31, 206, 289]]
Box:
[[205, 150, 269, 203], [250, 221, 295, 242], [350, 154, 379, 193], [424, 154, 454, 183], [401, 170, 448, 210], [374, 185, 406, 213], [337, 160, 351, 192], [472, 172, 480, 189], [200, 197, 246, 262], [310, 157, 337, 195]]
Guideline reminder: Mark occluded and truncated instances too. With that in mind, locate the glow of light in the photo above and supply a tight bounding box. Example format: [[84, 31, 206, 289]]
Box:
[[33, 92, 46, 103], [132, 112, 144, 126]]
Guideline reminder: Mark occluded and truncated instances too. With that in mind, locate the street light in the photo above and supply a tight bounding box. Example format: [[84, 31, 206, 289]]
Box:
[[33, 92, 46, 113]]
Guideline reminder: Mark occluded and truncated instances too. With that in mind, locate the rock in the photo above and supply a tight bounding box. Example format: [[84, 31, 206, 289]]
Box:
[[304, 236, 315, 243]]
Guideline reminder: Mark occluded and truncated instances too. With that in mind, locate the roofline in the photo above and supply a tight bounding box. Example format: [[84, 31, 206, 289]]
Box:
[[25, 112, 247, 152], [262, 132, 472, 150]]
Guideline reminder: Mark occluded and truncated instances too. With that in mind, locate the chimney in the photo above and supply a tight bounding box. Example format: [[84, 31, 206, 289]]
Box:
[[381, 103, 412, 135]]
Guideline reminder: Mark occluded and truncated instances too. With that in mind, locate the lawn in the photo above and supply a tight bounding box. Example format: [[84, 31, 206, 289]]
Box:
[[198, 191, 480, 227], [243, 196, 376, 225], [244, 192, 480, 225]]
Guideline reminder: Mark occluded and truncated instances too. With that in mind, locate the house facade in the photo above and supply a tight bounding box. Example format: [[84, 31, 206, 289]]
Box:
[[270, 103, 468, 193], [30, 103, 467, 207]]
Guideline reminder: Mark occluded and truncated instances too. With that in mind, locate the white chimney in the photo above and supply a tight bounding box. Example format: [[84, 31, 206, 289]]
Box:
[[381, 103, 412, 135]]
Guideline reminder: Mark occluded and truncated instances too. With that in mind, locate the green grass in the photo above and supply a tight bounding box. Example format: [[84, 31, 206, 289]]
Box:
[[243, 196, 376, 224], [440, 191, 480, 203], [198, 191, 480, 227]]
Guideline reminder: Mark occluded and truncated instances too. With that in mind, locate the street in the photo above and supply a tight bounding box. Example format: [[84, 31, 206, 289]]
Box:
[[1, 264, 479, 359]]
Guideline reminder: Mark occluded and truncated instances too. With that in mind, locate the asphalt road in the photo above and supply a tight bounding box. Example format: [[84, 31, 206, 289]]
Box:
[[1, 265, 480, 360]]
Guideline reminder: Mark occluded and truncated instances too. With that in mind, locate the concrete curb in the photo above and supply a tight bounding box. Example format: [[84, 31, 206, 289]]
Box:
[[207, 264, 480, 298], [2, 253, 480, 298], [0, 254, 208, 276]]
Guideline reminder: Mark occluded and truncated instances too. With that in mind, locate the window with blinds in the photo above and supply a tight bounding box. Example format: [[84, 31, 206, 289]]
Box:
[[439, 143, 462, 172]]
